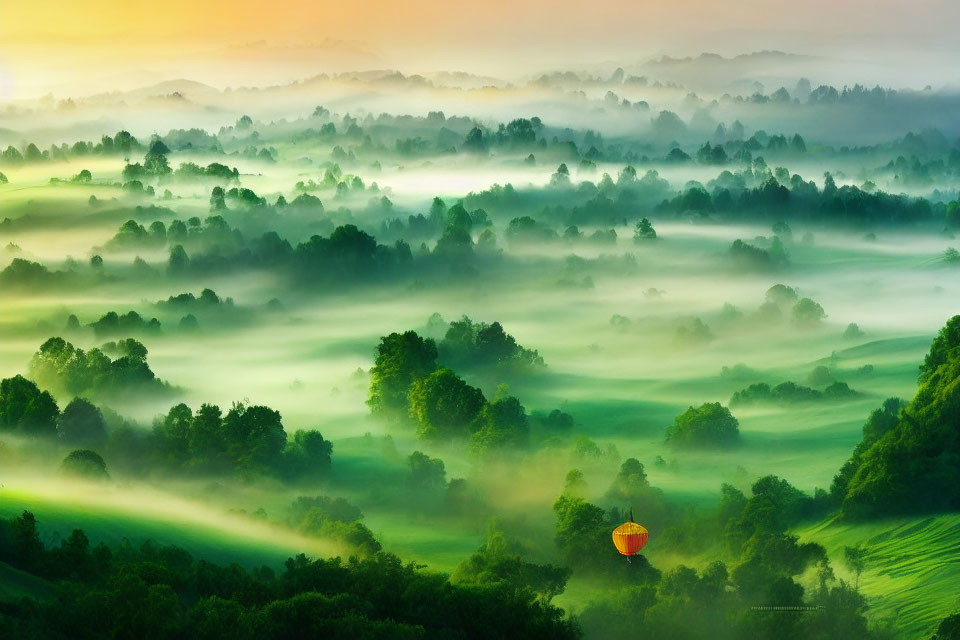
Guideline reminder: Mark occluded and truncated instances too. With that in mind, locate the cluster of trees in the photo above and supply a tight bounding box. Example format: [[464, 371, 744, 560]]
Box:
[[505, 215, 561, 244], [658, 171, 939, 226], [880, 152, 960, 187], [728, 238, 789, 272], [552, 492, 661, 582], [466, 158, 945, 232], [700, 284, 828, 331], [0, 364, 333, 481], [0, 375, 60, 437], [153, 288, 241, 330], [452, 524, 571, 605], [730, 380, 858, 407], [0, 258, 72, 290], [745, 284, 826, 327], [0, 131, 141, 166], [435, 315, 544, 377], [368, 331, 548, 453], [164, 223, 414, 288], [173, 161, 240, 182], [108, 214, 244, 257], [159, 288, 232, 311], [281, 495, 381, 557], [28, 337, 169, 400], [831, 315, 960, 517], [665, 403, 741, 449], [401, 450, 480, 516], [829, 397, 905, 509], [0, 374, 113, 448], [152, 402, 332, 479], [931, 613, 960, 640], [122, 140, 173, 180], [211, 186, 269, 209], [602, 458, 671, 525], [591, 474, 864, 639], [0, 512, 579, 639], [549, 456, 881, 640], [88, 310, 162, 339], [464, 168, 674, 229], [462, 117, 545, 154], [106, 219, 171, 249], [292, 225, 411, 285], [555, 458, 674, 549], [0, 124, 255, 168]]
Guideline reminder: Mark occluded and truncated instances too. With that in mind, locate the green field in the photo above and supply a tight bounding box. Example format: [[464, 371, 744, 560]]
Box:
[[0, 485, 337, 570], [797, 514, 960, 639]]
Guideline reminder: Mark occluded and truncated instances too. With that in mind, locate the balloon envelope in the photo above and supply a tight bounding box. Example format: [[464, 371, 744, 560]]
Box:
[[612, 521, 649, 556]]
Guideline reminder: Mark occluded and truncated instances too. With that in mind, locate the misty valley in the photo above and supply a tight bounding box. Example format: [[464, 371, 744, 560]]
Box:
[[2, 56, 960, 639]]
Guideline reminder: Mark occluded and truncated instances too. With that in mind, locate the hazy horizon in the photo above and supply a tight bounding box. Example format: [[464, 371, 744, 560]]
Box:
[[3, 0, 960, 99]]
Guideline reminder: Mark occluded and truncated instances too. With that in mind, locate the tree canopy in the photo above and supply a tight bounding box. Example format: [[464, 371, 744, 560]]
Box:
[[665, 403, 741, 449]]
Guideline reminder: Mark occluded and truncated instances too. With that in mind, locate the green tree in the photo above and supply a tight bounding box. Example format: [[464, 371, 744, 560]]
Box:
[[210, 186, 226, 211], [153, 403, 192, 466], [143, 151, 171, 176], [408, 368, 485, 439], [0, 375, 59, 436], [842, 545, 866, 588], [665, 403, 740, 449], [221, 403, 287, 472], [407, 450, 446, 493], [633, 218, 657, 241], [187, 403, 225, 468], [830, 397, 904, 502], [452, 524, 571, 604], [58, 398, 107, 447], [839, 316, 960, 517], [368, 331, 438, 421], [766, 283, 798, 306], [605, 458, 649, 504], [59, 449, 109, 479], [553, 494, 660, 581], [470, 396, 529, 453], [433, 225, 474, 260], [919, 314, 960, 381], [284, 429, 333, 478], [932, 613, 960, 640], [187, 597, 248, 640], [168, 245, 189, 275], [793, 297, 826, 326]]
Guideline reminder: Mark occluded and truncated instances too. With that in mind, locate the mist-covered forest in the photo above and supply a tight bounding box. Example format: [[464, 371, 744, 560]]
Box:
[[2, 43, 960, 640]]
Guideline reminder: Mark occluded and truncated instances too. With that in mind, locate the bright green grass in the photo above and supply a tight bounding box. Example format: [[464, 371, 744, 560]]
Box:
[[0, 486, 335, 570], [795, 514, 960, 639]]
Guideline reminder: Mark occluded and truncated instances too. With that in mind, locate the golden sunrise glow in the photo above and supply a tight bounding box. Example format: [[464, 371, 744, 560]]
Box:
[[2, 0, 957, 99]]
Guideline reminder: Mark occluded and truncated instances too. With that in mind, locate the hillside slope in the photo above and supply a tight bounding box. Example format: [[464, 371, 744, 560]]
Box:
[[796, 514, 960, 639]]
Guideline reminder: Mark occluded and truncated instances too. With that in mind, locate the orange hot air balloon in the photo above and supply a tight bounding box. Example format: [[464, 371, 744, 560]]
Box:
[[612, 509, 649, 558]]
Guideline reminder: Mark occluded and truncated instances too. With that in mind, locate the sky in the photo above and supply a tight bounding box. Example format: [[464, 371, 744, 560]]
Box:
[[1, 0, 959, 99]]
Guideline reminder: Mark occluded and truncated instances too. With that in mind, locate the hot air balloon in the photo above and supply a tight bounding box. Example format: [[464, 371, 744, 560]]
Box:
[[612, 509, 649, 559]]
